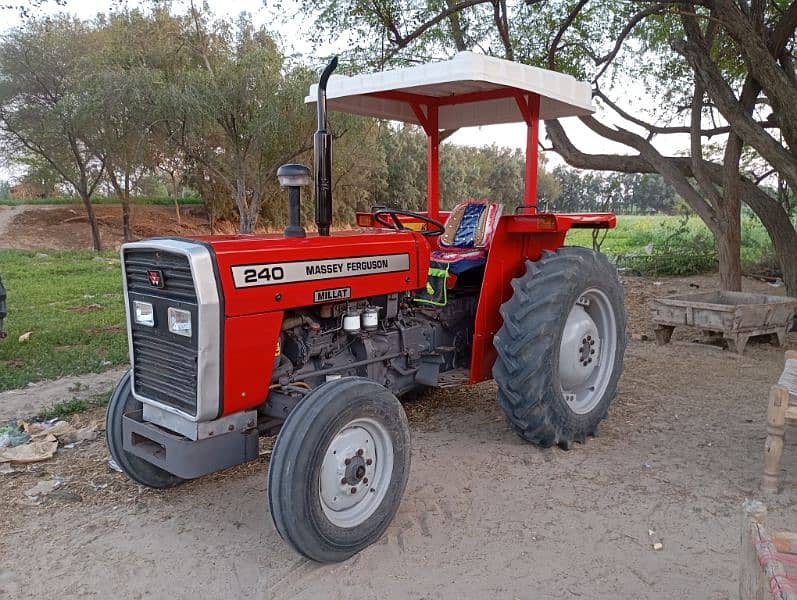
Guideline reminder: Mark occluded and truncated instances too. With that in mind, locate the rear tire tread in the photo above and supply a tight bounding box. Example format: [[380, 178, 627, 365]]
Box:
[[492, 248, 627, 449]]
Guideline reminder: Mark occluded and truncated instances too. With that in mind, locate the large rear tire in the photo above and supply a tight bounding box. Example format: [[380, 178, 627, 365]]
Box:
[[493, 247, 627, 448], [105, 370, 184, 489], [268, 377, 411, 562]]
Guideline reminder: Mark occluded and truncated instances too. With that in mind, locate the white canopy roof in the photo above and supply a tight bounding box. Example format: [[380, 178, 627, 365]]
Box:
[[306, 52, 594, 129]]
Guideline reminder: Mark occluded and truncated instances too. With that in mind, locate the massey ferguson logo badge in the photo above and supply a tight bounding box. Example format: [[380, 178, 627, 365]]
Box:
[[147, 269, 164, 288]]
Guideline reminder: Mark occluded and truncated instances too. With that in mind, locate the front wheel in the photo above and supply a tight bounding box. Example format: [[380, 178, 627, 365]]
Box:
[[267, 377, 411, 562], [105, 370, 184, 488], [493, 247, 627, 448]]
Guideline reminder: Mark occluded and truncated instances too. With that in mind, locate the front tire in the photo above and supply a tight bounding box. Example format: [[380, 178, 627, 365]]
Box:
[[268, 377, 411, 562], [493, 247, 627, 448], [105, 370, 184, 489]]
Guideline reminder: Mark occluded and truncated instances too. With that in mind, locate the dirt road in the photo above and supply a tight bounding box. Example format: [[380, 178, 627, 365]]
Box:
[[0, 205, 33, 248], [1, 336, 795, 599], [1, 275, 796, 599]]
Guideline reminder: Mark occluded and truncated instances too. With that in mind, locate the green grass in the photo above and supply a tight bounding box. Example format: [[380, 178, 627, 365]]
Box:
[[565, 214, 776, 275], [37, 388, 112, 420], [0, 195, 202, 206], [0, 250, 128, 392]]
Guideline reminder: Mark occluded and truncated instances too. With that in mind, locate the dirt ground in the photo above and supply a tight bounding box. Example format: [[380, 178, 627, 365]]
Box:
[[0, 272, 795, 599], [0, 203, 214, 250], [1, 205, 796, 598]]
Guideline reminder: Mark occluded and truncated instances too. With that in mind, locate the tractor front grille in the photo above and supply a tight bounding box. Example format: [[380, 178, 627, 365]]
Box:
[[124, 249, 197, 302], [131, 328, 198, 415], [123, 248, 200, 416]]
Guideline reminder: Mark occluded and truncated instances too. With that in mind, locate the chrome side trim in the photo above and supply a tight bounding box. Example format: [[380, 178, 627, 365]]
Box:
[[121, 239, 221, 422]]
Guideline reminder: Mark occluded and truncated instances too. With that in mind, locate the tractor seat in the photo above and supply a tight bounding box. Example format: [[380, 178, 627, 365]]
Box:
[[431, 200, 502, 274]]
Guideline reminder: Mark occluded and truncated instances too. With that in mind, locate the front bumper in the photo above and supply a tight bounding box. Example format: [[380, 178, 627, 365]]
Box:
[[122, 410, 259, 479]]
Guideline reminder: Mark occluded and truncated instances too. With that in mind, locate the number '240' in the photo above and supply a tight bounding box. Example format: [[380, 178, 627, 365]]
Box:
[[243, 266, 285, 283]]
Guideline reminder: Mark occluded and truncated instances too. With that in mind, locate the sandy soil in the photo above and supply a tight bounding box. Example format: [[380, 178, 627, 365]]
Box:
[[0, 203, 214, 251], [1, 272, 796, 599], [0, 367, 126, 422]]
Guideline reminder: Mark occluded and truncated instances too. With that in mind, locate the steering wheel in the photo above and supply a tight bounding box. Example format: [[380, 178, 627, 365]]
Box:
[[372, 208, 445, 237]]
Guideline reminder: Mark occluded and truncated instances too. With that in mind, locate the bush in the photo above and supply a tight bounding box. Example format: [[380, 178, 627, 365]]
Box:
[[566, 214, 776, 277]]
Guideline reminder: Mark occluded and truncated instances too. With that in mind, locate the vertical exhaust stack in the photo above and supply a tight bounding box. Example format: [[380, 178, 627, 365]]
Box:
[[314, 57, 338, 236]]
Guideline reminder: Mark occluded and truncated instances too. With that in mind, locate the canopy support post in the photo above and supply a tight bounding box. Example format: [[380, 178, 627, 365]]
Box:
[[515, 93, 541, 215], [410, 102, 440, 220]]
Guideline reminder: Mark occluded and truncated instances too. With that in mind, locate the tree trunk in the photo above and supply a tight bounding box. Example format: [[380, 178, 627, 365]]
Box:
[[239, 207, 255, 234], [235, 172, 257, 234], [79, 191, 102, 251], [744, 183, 797, 297], [716, 216, 742, 291], [174, 198, 182, 228], [122, 173, 132, 243]]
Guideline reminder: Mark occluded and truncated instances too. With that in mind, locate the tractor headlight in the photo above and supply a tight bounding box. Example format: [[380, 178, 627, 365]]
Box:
[[168, 307, 192, 337], [133, 301, 155, 327]]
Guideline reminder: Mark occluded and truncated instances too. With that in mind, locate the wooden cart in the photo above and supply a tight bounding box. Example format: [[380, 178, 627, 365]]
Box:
[[650, 291, 797, 354]]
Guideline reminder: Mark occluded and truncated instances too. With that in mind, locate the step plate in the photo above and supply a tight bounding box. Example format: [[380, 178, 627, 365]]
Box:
[[437, 369, 470, 388]]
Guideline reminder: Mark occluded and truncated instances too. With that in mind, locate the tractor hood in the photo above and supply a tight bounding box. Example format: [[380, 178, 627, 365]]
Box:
[[194, 230, 431, 317]]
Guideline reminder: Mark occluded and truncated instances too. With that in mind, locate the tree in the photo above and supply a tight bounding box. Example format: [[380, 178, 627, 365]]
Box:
[[371, 123, 560, 212], [158, 7, 316, 233], [301, 0, 797, 296], [0, 18, 105, 249], [552, 168, 678, 214]]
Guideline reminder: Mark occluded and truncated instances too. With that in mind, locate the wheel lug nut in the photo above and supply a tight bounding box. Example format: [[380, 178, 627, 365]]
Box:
[[357, 449, 364, 456], [366, 459, 372, 465], [341, 478, 348, 484], [363, 477, 369, 484], [344, 458, 351, 465], [350, 487, 357, 494], [590, 340, 595, 345]]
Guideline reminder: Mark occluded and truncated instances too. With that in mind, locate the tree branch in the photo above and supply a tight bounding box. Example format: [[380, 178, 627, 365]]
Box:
[[379, 0, 491, 63], [592, 3, 665, 82], [672, 37, 797, 192], [547, 0, 589, 70]]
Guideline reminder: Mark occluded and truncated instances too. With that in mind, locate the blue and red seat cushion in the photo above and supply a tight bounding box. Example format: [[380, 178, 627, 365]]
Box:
[[431, 200, 502, 274]]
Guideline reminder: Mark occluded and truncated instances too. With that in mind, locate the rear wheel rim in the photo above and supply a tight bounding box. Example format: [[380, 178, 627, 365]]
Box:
[[319, 417, 394, 528], [558, 288, 618, 415]]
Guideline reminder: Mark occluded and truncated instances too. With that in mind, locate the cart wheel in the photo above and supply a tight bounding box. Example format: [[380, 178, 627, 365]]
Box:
[[268, 377, 411, 562], [493, 247, 627, 448], [105, 370, 184, 489]]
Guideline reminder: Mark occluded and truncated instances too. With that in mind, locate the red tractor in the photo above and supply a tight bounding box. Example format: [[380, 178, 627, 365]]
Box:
[[107, 53, 626, 562]]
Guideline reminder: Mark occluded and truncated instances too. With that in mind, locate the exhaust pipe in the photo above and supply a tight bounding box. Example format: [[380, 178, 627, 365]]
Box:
[[314, 57, 338, 236]]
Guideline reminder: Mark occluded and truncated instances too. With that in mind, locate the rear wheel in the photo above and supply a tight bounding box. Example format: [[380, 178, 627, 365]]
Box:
[[105, 370, 184, 488], [493, 247, 627, 448], [267, 377, 411, 562]]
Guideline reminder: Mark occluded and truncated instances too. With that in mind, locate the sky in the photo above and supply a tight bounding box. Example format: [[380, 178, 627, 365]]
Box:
[[0, 0, 692, 181]]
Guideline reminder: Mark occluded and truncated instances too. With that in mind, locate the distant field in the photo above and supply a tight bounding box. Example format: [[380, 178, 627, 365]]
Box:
[[0, 195, 202, 206], [0, 250, 127, 392], [565, 214, 775, 275]]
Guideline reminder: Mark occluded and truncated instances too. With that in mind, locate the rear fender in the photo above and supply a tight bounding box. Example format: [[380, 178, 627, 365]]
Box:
[[469, 212, 616, 383]]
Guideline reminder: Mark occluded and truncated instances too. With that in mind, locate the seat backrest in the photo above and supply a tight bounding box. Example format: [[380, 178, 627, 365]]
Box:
[[439, 200, 502, 249]]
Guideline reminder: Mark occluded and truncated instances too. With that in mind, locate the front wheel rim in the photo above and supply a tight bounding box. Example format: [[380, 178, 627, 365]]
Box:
[[319, 417, 394, 528], [558, 288, 618, 415]]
